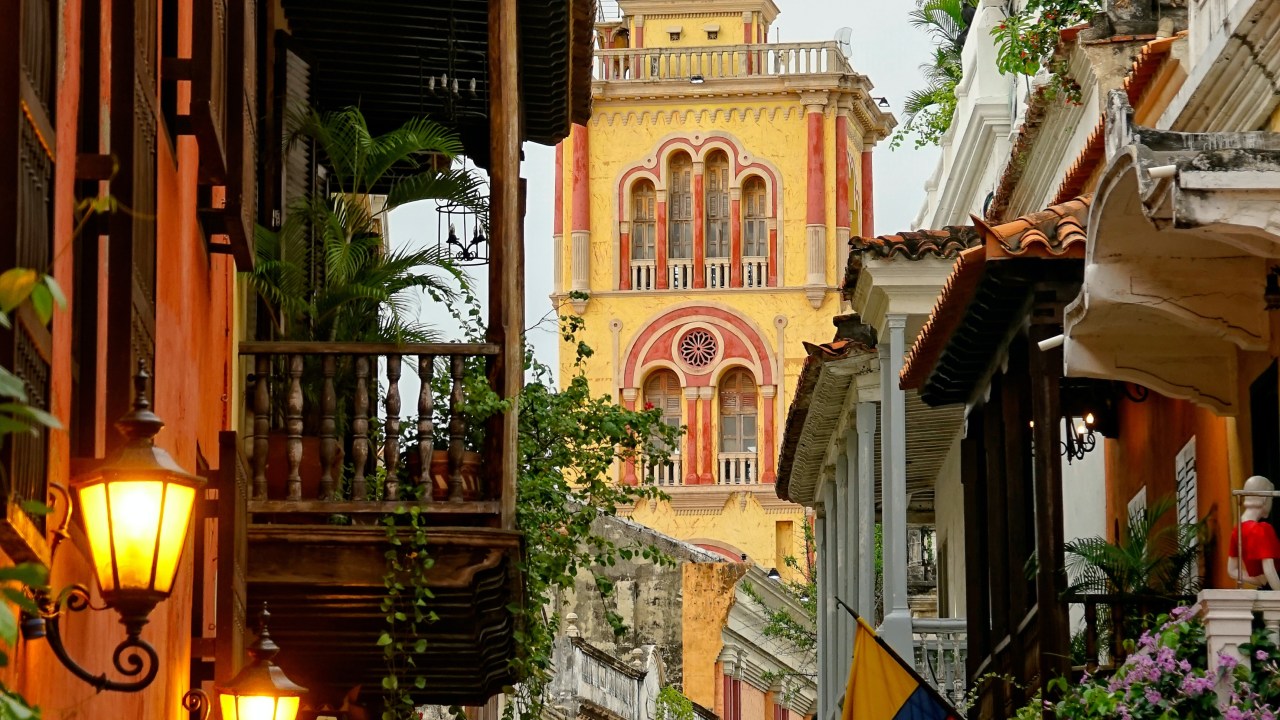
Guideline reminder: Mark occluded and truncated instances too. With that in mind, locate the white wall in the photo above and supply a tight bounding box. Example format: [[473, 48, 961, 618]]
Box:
[[933, 431, 967, 618]]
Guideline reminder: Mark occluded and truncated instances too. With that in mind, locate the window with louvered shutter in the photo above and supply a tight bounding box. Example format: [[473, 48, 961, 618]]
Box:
[[632, 180, 656, 260], [743, 176, 768, 257], [705, 152, 729, 258], [668, 153, 693, 259], [719, 370, 758, 453], [644, 371, 682, 451]]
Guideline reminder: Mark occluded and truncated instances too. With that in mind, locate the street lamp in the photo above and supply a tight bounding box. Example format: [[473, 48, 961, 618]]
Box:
[[28, 362, 206, 692], [184, 604, 309, 720]]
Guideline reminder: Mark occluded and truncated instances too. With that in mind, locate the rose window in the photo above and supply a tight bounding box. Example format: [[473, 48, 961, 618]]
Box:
[[679, 329, 718, 369]]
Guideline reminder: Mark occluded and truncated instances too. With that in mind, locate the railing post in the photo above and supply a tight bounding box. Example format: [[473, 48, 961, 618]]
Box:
[[352, 356, 370, 500], [285, 354, 304, 501], [385, 354, 402, 501], [252, 355, 270, 500], [448, 355, 466, 502], [418, 355, 435, 491], [319, 355, 337, 500]]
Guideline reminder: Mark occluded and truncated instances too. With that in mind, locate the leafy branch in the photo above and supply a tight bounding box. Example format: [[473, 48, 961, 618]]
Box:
[[992, 0, 1102, 104]]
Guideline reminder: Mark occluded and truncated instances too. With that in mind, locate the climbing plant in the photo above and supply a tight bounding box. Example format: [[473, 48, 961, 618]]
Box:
[[654, 686, 696, 720], [892, 0, 971, 149], [739, 521, 817, 706], [992, 0, 1103, 104]]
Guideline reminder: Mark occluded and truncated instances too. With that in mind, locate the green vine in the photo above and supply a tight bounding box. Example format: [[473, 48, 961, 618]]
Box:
[[892, 0, 969, 149], [655, 686, 696, 720], [379, 497, 440, 720], [992, 0, 1102, 104]]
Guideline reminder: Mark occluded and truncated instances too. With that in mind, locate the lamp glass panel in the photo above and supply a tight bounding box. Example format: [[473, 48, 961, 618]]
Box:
[[154, 483, 196, 593], [77, 483, 116, 592], [106, 480, 165, 590]]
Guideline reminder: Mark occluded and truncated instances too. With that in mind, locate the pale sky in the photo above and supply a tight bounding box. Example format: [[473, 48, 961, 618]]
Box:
[[390, 0, 940, 377]]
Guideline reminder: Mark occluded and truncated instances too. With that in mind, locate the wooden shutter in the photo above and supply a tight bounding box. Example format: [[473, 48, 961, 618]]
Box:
[[0, 0, 57, 550], [274, 34, 313, 227], [106, 0, 159, 435], [218, 0, 257, 268]]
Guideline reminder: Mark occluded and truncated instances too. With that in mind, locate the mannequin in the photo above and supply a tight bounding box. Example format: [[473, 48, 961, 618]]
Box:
[[1228, 475, 1280, 590]]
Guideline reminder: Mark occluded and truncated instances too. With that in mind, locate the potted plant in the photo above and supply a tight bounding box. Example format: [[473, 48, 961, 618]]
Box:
[[245, 106, 488, 502]]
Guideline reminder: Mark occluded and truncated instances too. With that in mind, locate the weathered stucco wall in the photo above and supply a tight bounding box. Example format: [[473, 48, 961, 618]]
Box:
[[681, 562, 747, 711], [629, 491, 806, 573]]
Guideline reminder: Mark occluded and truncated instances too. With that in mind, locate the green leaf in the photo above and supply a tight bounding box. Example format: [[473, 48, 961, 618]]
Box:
[[376, 632, 393, 646], [0, 606, 15, 648], [1, 589, 40, 617], [41, 275, 66, 309], [17, 501, 50, 517], [0, 564, 48, 588], [0, 369, 27, 401], [0, 270, 37, 314], [27, 285, 52, 326]]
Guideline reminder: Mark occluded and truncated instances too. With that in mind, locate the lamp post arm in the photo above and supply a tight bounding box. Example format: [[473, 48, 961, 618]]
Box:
[[182, 688, 213, 720], [38, 585, 161, 693]]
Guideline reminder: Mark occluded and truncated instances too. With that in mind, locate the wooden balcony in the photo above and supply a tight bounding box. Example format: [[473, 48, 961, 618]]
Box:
[[226, 341, 520, 708]]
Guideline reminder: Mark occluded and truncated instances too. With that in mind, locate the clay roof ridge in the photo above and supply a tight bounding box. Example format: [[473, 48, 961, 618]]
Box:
[[983, 196, 1092, 254], [899, 246, 987, 390]]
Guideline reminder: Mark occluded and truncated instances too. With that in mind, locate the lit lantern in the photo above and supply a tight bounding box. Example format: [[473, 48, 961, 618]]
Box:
[[73, 363, 205, 632], [217, 605, 308, 720]]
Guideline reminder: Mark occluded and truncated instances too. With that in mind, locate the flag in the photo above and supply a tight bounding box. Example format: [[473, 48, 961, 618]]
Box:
[[842, 615, 961, 720]]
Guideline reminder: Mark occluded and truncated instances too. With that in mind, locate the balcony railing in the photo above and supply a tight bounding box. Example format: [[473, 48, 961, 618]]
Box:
[[642, 454, 682, 486], [594, 41, 851, 83], [705, 258, 731, 289], [239, 341, 501, 516], [630, 258, 657, 290], [669, 258, 695, 289], [717, 452, 758, 484], [912, 618, 967, 709], [743, 256, 768, 288], [1067, 593, 1195, 672]]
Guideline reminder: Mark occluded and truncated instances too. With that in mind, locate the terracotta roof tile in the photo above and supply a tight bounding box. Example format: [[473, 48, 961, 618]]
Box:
[[843, 226, 981, 291], [899, 196, 1091, 390]]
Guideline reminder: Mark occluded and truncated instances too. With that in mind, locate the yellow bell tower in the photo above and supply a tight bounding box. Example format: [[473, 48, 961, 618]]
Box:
[[553, 0, 894, 573]]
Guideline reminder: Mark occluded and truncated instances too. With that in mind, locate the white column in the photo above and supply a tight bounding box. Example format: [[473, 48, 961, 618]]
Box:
[[844, 429, 859, 626], [822, 481, 839, 714], [880, 314, 912, 657], [814, 504, 828, 720], [834, 457, 850, 687], [856, 402, 876, 619]]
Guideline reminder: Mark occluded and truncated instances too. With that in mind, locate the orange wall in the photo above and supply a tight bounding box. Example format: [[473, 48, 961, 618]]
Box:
[[1105, 393, 1234, 589], [3, 0, 236, 716]]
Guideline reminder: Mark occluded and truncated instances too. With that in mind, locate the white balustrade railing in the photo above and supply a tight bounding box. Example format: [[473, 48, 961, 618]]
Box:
[[668, 259, 695, 290], [912, 618, 967, 710], [594, 41, 852, 82], [717, 452, 758, 485], [630, 259, 657, 291], [742, 256, 768, 288], [644, 455, 683, 486], [705, 259, 731, 289]]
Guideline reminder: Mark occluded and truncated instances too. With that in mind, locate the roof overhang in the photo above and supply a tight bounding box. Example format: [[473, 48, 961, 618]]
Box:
[[1064, 91, 1280, 415], [280, 0, 594, 165]]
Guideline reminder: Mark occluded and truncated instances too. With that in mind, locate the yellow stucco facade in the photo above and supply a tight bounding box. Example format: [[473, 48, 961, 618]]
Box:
[[553, 0, 893, 576]]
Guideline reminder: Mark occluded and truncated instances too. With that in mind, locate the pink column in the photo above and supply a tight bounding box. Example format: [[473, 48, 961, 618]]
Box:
[[767, 223, 778, 287], [861, 149, 875, 237], [805, 108, 825, 227], [656, 195, 669, 289], [622, 389, 638, 484], [761, 385, 777, 483], [684, 388, 700, 484], [835, 115, 850, 230], [699, 388, 714, 483], [619, 225, 632, 290], [729, 192, 742, 287], [692, 165, 706, 289], [571, 124, 590, 233], [553, 143, 564, 236]]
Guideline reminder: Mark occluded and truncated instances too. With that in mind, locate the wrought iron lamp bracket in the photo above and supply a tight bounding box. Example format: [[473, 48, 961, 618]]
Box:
[[23, 485, 161, 693], [182, 688, 213, 720]]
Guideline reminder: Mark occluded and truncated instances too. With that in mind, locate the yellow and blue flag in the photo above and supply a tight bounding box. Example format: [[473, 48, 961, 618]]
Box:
[[842, 616, 960, 720]]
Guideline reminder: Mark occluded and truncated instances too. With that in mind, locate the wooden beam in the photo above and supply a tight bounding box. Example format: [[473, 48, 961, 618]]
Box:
[[488, 0, 522, 531], [248, 499, 500, 515], [961, 407, 991, 684], [238, 341, 500, 356]]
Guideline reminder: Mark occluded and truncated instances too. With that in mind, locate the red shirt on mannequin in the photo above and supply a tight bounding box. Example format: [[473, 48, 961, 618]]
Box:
[[1229, 520, 1280, 578]]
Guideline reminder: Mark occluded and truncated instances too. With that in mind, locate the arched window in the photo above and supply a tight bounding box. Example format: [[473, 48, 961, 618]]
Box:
[[644, 370, 683, 435], [705, 151, 730, 259], [631, 180, 656, 260], [719, 369, 758, 484], [644, 370, 684, 484], [743, 176, 768, 257], [667, 153, 693, 260]]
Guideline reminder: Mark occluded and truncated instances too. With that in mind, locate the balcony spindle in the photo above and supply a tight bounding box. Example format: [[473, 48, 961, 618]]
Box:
[[448, 355, 466, 502], [385, 354, 402, 501], [252, 355, 270, 499], [286, 354, 304, 500], [1084, 599, 1099, 671], [319, 355, 337, 500], [352, 356, 370, 500], [418, 355, 435, 489]]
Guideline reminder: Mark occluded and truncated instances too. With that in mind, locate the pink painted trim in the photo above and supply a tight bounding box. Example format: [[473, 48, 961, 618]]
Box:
[[693, 171, 706, 289], [685, 396, 700, 484], [861, 150, 875, 237], [619, 231, 631, 290], [743, 19, 751, 43], [729, 197, 742, 287], [655, 200, 669, 289], [700, 395, 713, 482], [805, 111, 825, 225], [767, 227, 778, 286], [835, 115, 850, 229], [553, 142, 564, 235], [761, 399, 777, 483], [621, 305, 776, 388], [571, 124, 590, 232], [623, 396, 638, 484], [635, 25, 644, 48]]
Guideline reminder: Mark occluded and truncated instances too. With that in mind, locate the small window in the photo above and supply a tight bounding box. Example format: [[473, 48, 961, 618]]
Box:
[[705, 152, 730, 259], [669, 31, 681, 41], [743, 176, 768, 257], [667, 154, 693, 259], [631, 180, 656, 260], [706, 30, 718, 40], [644, 371, 683, 450], [719, 370, 758, 453]]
